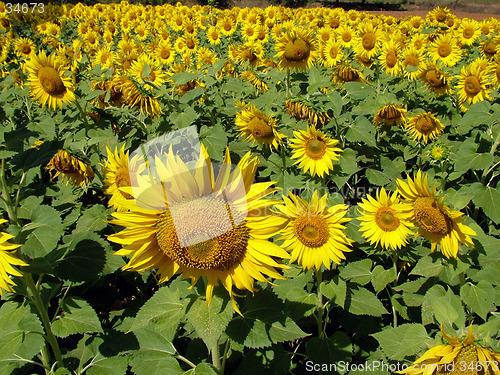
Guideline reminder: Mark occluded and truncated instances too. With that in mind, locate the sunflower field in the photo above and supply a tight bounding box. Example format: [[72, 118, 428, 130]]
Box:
[[0, 1, 499, 374]]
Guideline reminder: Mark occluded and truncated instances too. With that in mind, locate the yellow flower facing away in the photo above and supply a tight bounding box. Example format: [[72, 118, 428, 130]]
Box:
[[373, 104, 407, 127], [396, 170, 476, 259], [25, 50, 76, 110], [0, 219, 27, 297], [46, 150, 95, 187], [289, 124, 342, 178], [357, 187, 414, 251], [108, 146, 290, 315], [275, 191, 352, 271], [406, 112, 445, 144], [396, 324, 500, 375]]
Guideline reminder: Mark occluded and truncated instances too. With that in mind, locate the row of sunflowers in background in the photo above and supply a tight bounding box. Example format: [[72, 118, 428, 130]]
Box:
[[0, 1, 499, 374]]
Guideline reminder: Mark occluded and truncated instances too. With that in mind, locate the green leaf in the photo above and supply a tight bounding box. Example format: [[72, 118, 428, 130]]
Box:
[[345, 116, 376, 147], [339, 259, 372, 285], [373, 324, 430, 360], [170, 106, 199, 129], [74, 205, 109, 233], [183, 363, 218, 375], [305, 332, 352, 364], [326, 90, 343, 117], [0, 302, 44, 373], [410, 255, 443, 277], [199, 123, 228, 162], [87, 356, 129, 375], [428, 287, 465, 328], [346, 286, 388, 316], [344, 82, 376, 101], [453, 141, 494, 176], [171, 72, 198, 85], [320, 275, 347, 308], [52, 297, 103, 338], [22, 205, 63, 257], [460, 281, 495, 320], [445, 185, 473, 210], [272, 269, 316, 318], [457, 101, 493, 133], [371, 265, 396, 294], [227, 289, 309, 349], [129, 351, 183, 375], [185, 292, 234, 352], [470, 183, 500, 223], [130, 287, 184, 334]]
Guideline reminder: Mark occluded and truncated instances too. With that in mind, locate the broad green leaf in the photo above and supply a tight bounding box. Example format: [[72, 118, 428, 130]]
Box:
[[171, 72, 198, 85], [326, 90, 343, 117], [0, 302, 44, 373], [22, 205, 63, 257], [272, 270, 316, 319], [199, 123, 228, 162], [320, 275, 347, 308], [457, 101, 493, 133], [170, 106, 199, 129], [428, 287, 465, 328], [373, 324, 430, 360], [305, 332, 352, 364], [470, 183, 500, 223], [179, 86, 204, 104], [345, 116, 376, 147], [227, 289, 309, 348], [410, 255, 443, 277], [130, 288, 184, 333], [52, 297, 103, 338], [445, 185, 473, 210], [185, 292, 234, 352], [366, 169, 391, 186], [346, 286, 388, 316], [339, 259, 372, 285], [87, 356, 129, 375], [344, 82, 376, 101], [74, 205, 109, 233], [460, 281, 495, 320], [453, 142, 494, 175], [183, 363, 218, 375], [129, 352, 183, 375], [371, 265, 396, 294]]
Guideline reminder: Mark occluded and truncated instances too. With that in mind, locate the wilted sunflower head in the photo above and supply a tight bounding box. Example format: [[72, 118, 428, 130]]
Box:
[[235, 105, 285, 150], [406, 112, 445, 144], [46, 150, 95, 187], [373, 104, 407, 127]]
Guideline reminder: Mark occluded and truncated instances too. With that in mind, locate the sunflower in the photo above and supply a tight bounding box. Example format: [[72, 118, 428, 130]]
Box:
[[275, 191, 352, 270], [357, 188, 414, 251], [456, 64, 492, 108], [332, 65, 365, 85], [25, 50, 76, 110], [429, 142, 450, 163], [128, 54, 167, 92], [379, 40, 402, 76], [337, 25, 354, 49], [396, 324, 500, 375], [118, 76, 162, 117], [428, 34, 462, 68], [241, 22, 258, 41], [240, 70, 268, 92], [418, 61, 453, 97], [93, 46, 115, 70], [232, 41, 264, 67], [46, 150, 95, 187], [406, 112, 445, 144], [274, 29, 318, 71], [480, 37, 500, 60], [219, 16, 236, 36], [108, 147, 290, 314], [206, 25, 222, 45], [235, 105, 285, 150], [101, 145, 144, 212], [154, 40, 176, 67], [13, 37, 35, 58], [353, 23, 381, 60], [373, 104, 407, 127], [289, 124, 342, 178], [92, 78, 125, 109], [401, 47, 424, 81], [457, 18, 481, 46], [321, 39, 343, 68], [427, 7, 451, 27], [0, 220, 27, 297], [396, 170, 476, 259]]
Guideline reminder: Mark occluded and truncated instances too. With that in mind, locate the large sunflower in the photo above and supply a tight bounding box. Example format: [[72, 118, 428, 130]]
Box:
[[353, 23, 381, 60], [46, 150, 95, 187], [275, 191, 352, 270], [418, 61, 453, 97], [456, 18, 481, 46], [456, 64, 493, 108], [396, 324, 500, 375], [25, 50, 75, 110], [428, 34, 462, 68], [373, 104, 407, 128], [274, 29, 318, 71], [235, 105, 285, 151], [396, 170, 476, 259], [406, 112, 445, 144], [379, 40, 402, 76], [108, 147, 290, 314], [289, 124, 342, 178], [357, 188, 414, 251], [0, 220, 27, 297]]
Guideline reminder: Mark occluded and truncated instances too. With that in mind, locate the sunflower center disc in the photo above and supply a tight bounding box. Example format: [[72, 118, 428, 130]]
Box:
[[21, 45, 31, 54], [484, 42, 495, 54], [284, 38, 310, 62], [375, 207, 400, 232], [414, 197, 452, 235], [436, 12, 446, 22], [329, 47, 338, 59], [248, 117, 274, 140], [386, 51, 397, 67], [438, 43, 452, 57], [437, 345, 477, 375], [415, 115, 435, 133], [342, 32, 351, 42], [405, 56, 418, 67], [156, 197, 250, 270], [115, 169, 133, 199], [305, 138, 326, 159], [362, 33, 376, 50], [38, 66, 66, 96], [294, 214, 329, 248], [464, 76, 480, 95], [426, 70, 444, 88], [463, 28, 474, 38]]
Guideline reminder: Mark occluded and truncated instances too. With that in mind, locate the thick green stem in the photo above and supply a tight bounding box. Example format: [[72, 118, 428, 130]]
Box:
[[0, 159, 20, 226], [211, 340, 221, 373], [24, 273, 64, 370], [285, 69, 291, 98], [315, 269, 325, 339], [390, 251, 399, 328], [74, 99, 90, 137]]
